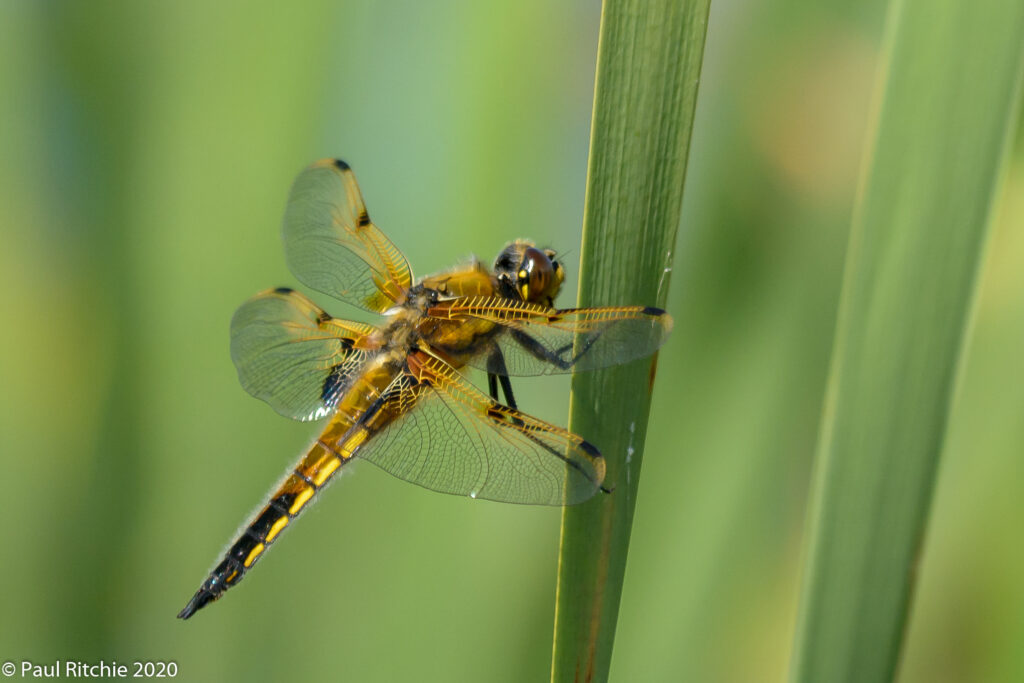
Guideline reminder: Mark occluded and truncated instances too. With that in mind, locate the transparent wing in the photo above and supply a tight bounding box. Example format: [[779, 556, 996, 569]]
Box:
[[357, 351, 606, 505], [230, 287, 381, 421], [282, 159, 413, 312], [426, 297, 672, 376]]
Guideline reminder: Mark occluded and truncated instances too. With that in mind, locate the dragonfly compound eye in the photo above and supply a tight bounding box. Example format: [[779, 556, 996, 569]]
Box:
[[518, 247, 559, 302]]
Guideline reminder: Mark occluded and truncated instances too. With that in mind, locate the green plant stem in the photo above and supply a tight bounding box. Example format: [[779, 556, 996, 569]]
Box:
[[789, 1, 1024, 682], [550, 2, 710, 681]]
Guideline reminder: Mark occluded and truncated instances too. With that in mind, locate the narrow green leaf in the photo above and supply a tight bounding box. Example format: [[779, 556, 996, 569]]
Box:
[[550, 1, 710, 681], [789, 1, 1024, 682]]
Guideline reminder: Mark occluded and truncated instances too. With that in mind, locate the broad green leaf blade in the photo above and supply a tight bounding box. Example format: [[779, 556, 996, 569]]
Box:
[[550, 1, 710, 682], [789, 1, 1024, 682]]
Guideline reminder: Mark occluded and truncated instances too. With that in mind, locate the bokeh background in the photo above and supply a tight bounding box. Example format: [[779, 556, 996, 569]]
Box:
[[2, 1, 1021, 681]]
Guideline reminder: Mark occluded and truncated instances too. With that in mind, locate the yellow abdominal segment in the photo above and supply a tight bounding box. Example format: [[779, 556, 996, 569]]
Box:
[[289, 486, 314, 515], [244, 543, 265, 568], [266, 516, 289, 542]]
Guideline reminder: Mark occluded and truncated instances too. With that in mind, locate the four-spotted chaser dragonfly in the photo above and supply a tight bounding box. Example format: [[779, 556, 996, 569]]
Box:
[[179, 159, 672, 619]]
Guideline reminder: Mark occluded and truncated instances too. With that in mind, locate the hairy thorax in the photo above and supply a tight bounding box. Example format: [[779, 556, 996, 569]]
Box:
[[373, 259, 503, 370]]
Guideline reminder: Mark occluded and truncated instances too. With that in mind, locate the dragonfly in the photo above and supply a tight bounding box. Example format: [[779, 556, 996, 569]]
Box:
[[178, 159, 672, 619]]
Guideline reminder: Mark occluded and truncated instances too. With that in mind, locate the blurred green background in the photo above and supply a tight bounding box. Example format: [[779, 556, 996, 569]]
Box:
[[1, 1, 1021, 681]]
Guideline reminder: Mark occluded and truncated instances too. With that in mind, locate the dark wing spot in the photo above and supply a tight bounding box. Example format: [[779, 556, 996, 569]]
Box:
[[641, 306, 666, 316], [579, 439, 601, 458], [333, 159, 351, 171], [320, 341, 357, 401], [357, 210, 371, 227], [274, 287, 294, 294], [321, 364, 346, 404]]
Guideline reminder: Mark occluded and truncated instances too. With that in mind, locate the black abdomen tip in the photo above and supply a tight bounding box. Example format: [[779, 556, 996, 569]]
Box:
[[178, 588, 217, 620]]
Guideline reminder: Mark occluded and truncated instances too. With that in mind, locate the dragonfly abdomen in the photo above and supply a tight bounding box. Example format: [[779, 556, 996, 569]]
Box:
[[178, 419, 369, 619]]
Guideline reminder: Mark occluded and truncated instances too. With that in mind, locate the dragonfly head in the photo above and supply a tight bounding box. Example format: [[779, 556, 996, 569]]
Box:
[[493, 240, 564, 306]]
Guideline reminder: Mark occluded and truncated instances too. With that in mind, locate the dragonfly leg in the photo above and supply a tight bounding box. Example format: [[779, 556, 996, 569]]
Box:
[[509, 328, 603, 371], [485, 348, 519, 410], [497, 374, 518, 411], [487, 372, 499, 402], [502, 332, 613, 496]]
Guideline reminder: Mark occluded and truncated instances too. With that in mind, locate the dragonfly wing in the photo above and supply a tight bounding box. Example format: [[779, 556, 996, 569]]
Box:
[[283, 159, 413, 312], [426, 297, 672, 376], [357, 351, 606, 505], [230, 287, 380, 421]]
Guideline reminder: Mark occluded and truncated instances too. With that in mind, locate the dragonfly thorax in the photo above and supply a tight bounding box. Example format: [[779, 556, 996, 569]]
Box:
[[374, 284, 439, 355]]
